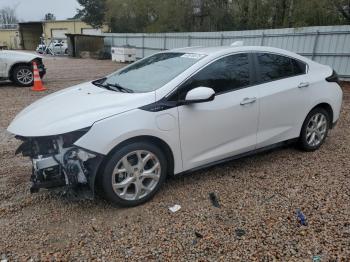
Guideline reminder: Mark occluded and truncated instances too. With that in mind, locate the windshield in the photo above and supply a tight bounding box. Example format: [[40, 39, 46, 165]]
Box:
[[102, 52, 205, 93]]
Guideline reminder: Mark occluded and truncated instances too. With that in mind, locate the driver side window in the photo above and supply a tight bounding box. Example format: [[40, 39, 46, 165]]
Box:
[[177, 53, 250, 100]]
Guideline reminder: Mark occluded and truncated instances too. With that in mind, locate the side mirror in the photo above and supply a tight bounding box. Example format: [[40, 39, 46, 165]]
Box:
[[184, 87, 215, 104]]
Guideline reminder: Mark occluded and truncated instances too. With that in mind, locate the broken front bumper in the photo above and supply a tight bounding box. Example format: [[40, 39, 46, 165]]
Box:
[[16, 134, 103, 199]]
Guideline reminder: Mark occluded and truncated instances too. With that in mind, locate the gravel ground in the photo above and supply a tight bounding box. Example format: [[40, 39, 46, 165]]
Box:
[[0, 56, 349, 261]]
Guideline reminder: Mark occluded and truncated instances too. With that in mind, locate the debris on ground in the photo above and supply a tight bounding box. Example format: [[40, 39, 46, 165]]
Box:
[[168, 204, 181, 213], [209, 192, 220, 208], [296, 209, 308, 226], [192, 231, 204, 245], [235, 228, 246, 237], [194, 231, 203, 238], [91, 225, 98, 232]]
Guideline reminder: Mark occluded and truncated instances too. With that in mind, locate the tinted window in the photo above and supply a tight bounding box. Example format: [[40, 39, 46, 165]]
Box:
[[292, 59, 307, 74], [257, 53, 307, 83], [257, 53, 295, 82], [178, 53, 250, 99]]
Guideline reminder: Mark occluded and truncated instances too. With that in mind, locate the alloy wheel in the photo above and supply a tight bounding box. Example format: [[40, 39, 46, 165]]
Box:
[[111, 150, 161, 201], [16, 68, 33, 85], [306, 113, 328, 147]]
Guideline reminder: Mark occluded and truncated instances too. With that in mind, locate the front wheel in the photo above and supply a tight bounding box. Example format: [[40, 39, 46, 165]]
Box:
[[101, 142, 168, 207], [299, 108, 330, 151], [12, 65, 34, 87]]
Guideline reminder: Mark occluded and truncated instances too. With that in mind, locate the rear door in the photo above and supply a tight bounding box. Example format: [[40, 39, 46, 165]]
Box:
[[253, 52, 310, 148], [176, 53, 260, 170]]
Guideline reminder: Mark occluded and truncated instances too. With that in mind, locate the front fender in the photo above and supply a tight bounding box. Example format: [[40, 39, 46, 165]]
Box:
[[6, 57, 42, 77], [74, 108, 183, 174]]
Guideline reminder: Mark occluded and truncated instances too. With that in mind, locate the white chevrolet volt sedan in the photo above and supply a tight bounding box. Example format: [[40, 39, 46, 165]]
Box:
[[8, 45, 343, 206]]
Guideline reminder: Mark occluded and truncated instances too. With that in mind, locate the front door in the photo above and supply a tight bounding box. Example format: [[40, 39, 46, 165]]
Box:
[[176, 53, 260, 170]]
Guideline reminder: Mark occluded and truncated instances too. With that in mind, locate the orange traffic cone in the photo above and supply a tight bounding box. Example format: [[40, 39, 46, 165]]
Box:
[[31, 61, 46, 91]]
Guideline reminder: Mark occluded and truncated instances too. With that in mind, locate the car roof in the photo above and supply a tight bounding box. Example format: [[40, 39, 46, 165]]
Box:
[[167, 45, 309, 62]]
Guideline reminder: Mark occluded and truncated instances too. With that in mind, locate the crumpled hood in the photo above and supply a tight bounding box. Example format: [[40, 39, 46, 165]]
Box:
[[7, 82, 155, 137], [0, 50, 42, 61]]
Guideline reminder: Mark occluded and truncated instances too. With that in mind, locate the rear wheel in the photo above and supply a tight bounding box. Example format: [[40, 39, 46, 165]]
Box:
[[299, 108, 330, 151], [12, 64, 33, 87], [101, 142, 167, 207]]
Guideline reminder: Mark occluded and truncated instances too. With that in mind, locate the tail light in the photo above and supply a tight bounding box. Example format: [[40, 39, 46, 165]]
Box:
[[326, 70, 339, 84]]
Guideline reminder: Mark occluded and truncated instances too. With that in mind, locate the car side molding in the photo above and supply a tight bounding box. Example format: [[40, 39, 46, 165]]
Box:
[[175, 138, 298, 176]]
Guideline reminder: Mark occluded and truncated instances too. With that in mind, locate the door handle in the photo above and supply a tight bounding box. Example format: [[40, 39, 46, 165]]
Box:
[[298, 82, 309, 88], [240, 97, 257, 105]]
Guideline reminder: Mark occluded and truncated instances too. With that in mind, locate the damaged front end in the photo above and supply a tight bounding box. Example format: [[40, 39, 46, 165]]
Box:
[[15, 129, 103, 199]]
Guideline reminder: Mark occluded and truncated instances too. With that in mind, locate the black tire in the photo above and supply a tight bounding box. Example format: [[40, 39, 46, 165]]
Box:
[[12, 64, 33, 87], [64, 49, 68, 55], [101, 141, 168, 207], [299, 107, 330, 151]]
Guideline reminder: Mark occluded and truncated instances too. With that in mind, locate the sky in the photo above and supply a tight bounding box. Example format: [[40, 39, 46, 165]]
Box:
[[0, 0, 82, 21]]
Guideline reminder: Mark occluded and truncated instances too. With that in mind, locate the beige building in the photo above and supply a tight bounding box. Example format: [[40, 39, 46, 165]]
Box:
[[0, 29, 21, 49], [14, 20, 108, 50], [42, 20, 108, 40]]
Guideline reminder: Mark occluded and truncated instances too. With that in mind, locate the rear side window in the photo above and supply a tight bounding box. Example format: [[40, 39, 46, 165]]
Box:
[[178, 53, 250, 99], [291, 59, 307, 75], [256, 53, 306, 83]]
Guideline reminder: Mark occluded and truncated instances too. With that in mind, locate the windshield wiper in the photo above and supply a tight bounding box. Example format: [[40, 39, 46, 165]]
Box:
[[92, 79, 134, 93], [105, 83, 134, 93]]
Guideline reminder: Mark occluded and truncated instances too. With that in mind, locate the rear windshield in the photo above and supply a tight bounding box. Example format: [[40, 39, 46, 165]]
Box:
[[104, 52, 205, 93]]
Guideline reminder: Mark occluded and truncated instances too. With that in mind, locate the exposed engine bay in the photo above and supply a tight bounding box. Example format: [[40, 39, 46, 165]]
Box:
[[15, 130, 103, 199]]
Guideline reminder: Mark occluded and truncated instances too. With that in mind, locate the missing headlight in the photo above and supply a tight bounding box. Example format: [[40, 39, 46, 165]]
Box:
[[14, 127, 102, 199], [61, 127, 91, 148]]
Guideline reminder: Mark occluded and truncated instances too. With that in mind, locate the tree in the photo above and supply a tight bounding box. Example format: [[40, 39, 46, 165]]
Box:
[[44, 13, 56, 21], [75, 0, 347, 33], [332, 0, 350, 23], [77, 0, 107, 28], [145, 0, 193, 32], [0, 6, 18, 27]]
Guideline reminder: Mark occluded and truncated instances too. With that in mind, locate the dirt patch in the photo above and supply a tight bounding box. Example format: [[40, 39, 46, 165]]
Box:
[[0, 56, 349, 260]]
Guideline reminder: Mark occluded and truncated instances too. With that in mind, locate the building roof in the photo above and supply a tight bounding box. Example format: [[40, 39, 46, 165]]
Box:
[[18, 21, 43, 25], [66, 33, 105, 38], [18, 19, 83, 25]]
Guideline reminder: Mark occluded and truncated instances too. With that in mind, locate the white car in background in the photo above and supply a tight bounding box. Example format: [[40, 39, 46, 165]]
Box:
[[8, 45, 343, 207], [36, 41, 68, 55], [0, 50, 46, 86]]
